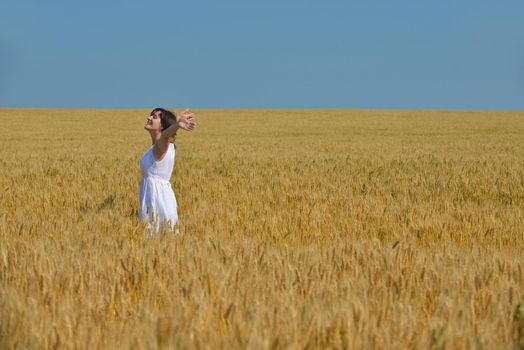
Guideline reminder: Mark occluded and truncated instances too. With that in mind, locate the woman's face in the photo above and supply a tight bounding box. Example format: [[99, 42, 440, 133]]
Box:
[[145, 110, 162, 132]]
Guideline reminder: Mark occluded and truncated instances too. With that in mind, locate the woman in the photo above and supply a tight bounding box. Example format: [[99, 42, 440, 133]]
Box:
[[139, 107, 196, 233]]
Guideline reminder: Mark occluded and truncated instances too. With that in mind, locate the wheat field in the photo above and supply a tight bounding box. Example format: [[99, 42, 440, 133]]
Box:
[[1, 108, 523, 349]]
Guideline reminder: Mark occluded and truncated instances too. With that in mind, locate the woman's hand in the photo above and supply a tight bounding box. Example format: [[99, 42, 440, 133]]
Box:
[[177, 109, 196, 131]]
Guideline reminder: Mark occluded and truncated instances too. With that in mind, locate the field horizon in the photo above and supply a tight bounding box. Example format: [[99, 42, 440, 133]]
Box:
[[2, 107, 524, 112], [1, 108, 523, 349]]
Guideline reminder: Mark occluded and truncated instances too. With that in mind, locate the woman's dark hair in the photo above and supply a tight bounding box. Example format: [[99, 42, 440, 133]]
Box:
[[150, 107, 177, 131]]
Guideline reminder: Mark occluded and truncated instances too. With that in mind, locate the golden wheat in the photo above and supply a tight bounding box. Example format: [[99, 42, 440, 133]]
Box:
[[1, 108, 523, 349]]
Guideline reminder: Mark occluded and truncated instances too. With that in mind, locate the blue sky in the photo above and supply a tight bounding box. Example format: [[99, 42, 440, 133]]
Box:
[[1, 0, 523, 110]]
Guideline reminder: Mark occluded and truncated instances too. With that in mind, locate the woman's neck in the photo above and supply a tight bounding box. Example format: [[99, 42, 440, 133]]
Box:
[[149, 131, 161, 145]]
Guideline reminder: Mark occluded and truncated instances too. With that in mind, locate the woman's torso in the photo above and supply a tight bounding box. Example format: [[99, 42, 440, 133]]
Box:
[[140, 143, 175, 182]]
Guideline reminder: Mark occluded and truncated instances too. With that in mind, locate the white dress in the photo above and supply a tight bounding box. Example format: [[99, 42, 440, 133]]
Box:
[[139, 143, 178, 232]]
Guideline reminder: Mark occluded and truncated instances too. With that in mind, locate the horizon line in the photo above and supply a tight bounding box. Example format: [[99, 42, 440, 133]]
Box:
[[1, 106, 524, 113]]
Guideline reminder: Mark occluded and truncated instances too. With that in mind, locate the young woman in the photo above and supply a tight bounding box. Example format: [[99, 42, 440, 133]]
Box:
[[139, 107, 196, 233]]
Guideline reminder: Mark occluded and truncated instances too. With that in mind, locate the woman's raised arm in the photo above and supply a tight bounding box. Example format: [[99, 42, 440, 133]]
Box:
[[160, 109, 196, 140], [153, 109, 196, 160]]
